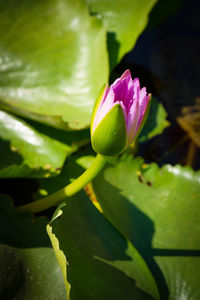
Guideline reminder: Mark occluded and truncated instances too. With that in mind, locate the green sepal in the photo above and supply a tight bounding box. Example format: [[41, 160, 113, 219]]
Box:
[[91, 103, 127, 156], [90, 84, 107, 135]]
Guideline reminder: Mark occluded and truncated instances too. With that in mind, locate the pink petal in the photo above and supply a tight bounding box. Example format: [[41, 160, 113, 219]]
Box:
[[136, 92, 151, 132], [92, 87, 115, 132], [120, 69, 131, 80], [126, 98, 140, 145]]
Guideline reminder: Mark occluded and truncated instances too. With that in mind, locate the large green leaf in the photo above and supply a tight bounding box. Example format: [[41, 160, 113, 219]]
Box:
[[92, 155, 200, 300], [0, 194, 67, 299], [0, 109, 89, 178], [48, 191, 159, 300], [88, 0, 157, 68], [0, 0, 108, 129], [36, 148, 158, 298]]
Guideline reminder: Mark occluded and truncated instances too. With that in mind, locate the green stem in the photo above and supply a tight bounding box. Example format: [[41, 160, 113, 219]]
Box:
[[17, 154, 107, 213]]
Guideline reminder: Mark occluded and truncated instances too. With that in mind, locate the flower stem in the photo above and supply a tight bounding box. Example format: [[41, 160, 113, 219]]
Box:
[[17, 154, 107, 213]]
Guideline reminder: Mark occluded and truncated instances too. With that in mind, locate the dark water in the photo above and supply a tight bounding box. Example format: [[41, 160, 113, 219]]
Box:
[[115, 0, 200, 169]]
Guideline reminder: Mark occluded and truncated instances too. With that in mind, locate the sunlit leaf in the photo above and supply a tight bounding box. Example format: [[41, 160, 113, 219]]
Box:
[[0, 0, 108, 129], [48, 192, 159, 300], [0, 109, 89, 177], [93, 155, 200, 299], [88, 0, 157, 68]]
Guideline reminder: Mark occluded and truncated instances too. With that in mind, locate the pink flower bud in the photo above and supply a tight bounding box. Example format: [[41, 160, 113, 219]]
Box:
[[91, 70, 151, 156]]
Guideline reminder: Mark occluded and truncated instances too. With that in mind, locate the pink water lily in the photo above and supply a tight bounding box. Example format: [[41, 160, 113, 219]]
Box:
[[91, 70, 151, 156]]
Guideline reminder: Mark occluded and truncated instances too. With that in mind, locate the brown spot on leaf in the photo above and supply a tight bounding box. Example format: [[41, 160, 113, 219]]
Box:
[[147, 180, 152, 187]]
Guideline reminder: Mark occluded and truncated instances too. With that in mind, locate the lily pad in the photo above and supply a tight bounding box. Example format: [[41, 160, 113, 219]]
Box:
[[0, 0, 108, 129], [33, 149, 158, 298], [92, 155, 200, 299], [0, 109, 90, 178], [0, 194, 67, 300], [48, 191, 159, 300], [88, 0, 157, 68]]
